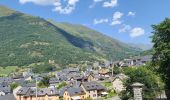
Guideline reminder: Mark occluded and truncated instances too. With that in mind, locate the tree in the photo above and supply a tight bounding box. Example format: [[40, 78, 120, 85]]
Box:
[[151, 18, 170, 96], [38, 76, 50, 88], [32, 63, 54, 74], [10, 82, 19, 90], [112, 67, 123, 74], [120, 67, 164, 100], [57, 82, 67, 89]]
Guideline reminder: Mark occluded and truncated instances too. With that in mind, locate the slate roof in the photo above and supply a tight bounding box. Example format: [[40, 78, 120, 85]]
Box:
[[69, 81, 81, 87], [0, 82, 10, 88], [49, 78, 60, 84], [66, 87, 85, 96], [17, 87, 59, 97], [22, 83, 36, 87], [59, 86, 71, 97], [113, 73, 129, 81], [0, 77, 14, 83], [37, 88, 59, 96], [63, 68, 79, 73], [0, 87, 11, 94], [58, 68, 79, 75], [16, 87, 30, 95], [59, 76, 68, 81], [70, 75, 87, 80], [81, 81, 106, 91]]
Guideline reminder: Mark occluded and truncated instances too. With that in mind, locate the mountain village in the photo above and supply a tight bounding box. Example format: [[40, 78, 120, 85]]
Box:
[[0, 55, 162, 100], [0, 1, 170, 99]]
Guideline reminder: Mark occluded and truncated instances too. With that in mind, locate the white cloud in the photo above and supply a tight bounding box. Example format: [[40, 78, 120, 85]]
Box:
[[111, 11, 123, 26], [19, 0, 79, 14], [53, 0, 80, 14], [128, 11, 136, 16], [19, 0, 57, 5], [113, 11, 123, 20], [119, 24, 131, 33], [68, 0, 79, 5], [103, 0, 118, 8], [89, 0, 103, 8], [94, 0, 103, 2], [94, 18, 109, 24], [130, 27, 145, 38], [111, 20, 121, 26]]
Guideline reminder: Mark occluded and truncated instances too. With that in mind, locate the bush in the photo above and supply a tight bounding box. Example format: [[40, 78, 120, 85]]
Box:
[[57, 82, 67, 89], [38, 76, 50, 88], [121, 66, 164, 99], [108, 89, 117, 98], [10, 83, 19, 90], [32, 63, 54, 74]]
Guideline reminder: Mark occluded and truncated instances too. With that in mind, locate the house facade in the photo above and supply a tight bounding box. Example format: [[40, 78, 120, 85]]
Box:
[[112, 73, 128, 93], [16, 87, 59, 100], [80, 81, 107, 100], [63, 87, 86, 100]]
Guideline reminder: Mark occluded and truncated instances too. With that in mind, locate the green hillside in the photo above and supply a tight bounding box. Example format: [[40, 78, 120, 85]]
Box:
[[0, 5, 16, 17], [0, 6, 141, 67]]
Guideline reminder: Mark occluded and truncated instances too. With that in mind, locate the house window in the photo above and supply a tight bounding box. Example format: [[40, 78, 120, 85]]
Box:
[[93, 94, 96, 97]]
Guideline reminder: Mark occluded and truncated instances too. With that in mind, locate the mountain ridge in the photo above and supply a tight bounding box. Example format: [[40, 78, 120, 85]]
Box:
[[0, 5, 141, 67]]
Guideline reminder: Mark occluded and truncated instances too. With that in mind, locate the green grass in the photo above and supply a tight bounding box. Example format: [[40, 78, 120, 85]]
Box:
[[0, 66, 19, 76], [56, 82, 67, 89], [0, 6, 16, 17], [103, 82, 112, 87]]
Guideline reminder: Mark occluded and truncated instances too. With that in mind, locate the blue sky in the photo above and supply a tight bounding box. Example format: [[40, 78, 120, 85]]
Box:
[[0, 0, 170, 44]]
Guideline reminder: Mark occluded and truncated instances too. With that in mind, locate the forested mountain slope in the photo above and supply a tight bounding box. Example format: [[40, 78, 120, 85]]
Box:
[[0, 6, 141, 67]]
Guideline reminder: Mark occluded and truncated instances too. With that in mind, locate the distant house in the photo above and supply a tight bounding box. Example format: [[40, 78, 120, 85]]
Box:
[[80, 81, 107, 99], [49, 78, 60, 88], [22, 83, 36, 88], [58, 76, 68, 82], [24, 75, 32, 81], [63, 68, 79, 75], [0, 87, 11, 96], [69, 80, 82, 87], [63, 87, 86, 100], [16, 87, 59, 100], [98, 68, 110, 78], [0, 82, 10, 88], [120, 55, 152, 67], [0, 77, 14, 84], [86, 73, 95, 82], [112, 73, 129, 93], [12, 74, 24, 80], [58, 86, 71, 98], [70, 75, 87, 82]]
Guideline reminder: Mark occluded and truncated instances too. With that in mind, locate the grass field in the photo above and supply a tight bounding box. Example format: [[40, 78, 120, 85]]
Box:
[[0, 66, 19, 76]]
